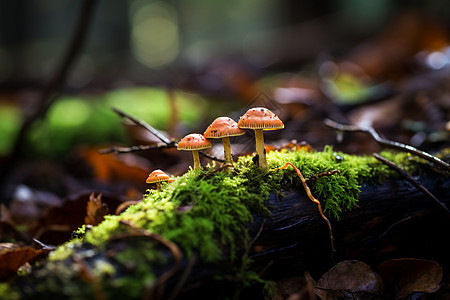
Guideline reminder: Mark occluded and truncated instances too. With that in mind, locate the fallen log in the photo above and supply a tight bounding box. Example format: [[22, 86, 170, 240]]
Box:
[[249, 176, 450, 279], [176, 175, 450, 298], [5, 150, 450, 299]]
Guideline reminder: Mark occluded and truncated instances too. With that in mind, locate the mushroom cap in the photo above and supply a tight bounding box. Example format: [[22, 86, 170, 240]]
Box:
[[204, 117, 245, 138], [146, 169, 174, 184], [237, 107, 284, 130], [177, 133, 212, 151]]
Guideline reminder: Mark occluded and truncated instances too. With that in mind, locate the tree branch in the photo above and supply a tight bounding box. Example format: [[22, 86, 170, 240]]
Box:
[[324, 119, 450, 171], [110, 107, 225, 163], [373, 153, 449, 217]]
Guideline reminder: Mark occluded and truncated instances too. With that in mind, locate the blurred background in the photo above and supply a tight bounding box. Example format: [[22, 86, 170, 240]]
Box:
[[0, 0, 449, 243]]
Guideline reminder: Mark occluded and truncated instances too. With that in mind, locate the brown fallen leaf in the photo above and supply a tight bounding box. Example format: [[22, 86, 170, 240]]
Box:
[[315, 260, 384, 300], [34, 191, 123, 245], [85, 193, 108, 226], [377, 258, 443, 299], [0, 243, 53, 281]]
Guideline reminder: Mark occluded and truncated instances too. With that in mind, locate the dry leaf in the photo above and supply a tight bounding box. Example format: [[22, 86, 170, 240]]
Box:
[[36, 191, 122, 245], [377, 258, 443, 299], [0, 243, 53, 281], [80, 147, 150, 184], [85, 193, 108, 226], [315, 260, 384, 300]]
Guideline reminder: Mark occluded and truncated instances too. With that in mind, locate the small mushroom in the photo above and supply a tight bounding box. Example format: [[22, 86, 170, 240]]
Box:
[[146, 169, 174, 190], [204, 117, 245, 164], [237, 107, 284, 169], [177, 133, 212, 170]]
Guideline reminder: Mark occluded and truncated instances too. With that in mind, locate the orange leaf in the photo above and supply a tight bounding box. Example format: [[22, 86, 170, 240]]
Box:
[[84, 193, 109, 226]]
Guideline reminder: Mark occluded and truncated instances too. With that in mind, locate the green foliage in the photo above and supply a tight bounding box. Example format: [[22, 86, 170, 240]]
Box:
[[1, 87, 219, 158], [322, 72, 375, 105], [0, 104, 22, 156], [106, 87, 210, 130]]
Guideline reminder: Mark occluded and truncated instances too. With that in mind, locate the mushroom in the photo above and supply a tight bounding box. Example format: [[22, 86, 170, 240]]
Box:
[[177, 133, 212, 170], [237, 107, 284, 169], [204, 117, 245, 164], [146, 169, 174, 190]]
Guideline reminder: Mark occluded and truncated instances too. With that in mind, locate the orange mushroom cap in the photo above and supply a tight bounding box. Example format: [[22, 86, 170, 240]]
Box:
[[177, 133, 212, 151], [237, 107, 284, 130], [204, 117, 245, 138], [146, 169, 174, 184]]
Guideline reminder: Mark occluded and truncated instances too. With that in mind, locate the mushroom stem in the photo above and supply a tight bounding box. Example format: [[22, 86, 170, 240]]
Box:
[[155, 182, 162, 191], [192, 150, 201, 170], [254, 129, 267, 169], [222, 136, 233, 164]]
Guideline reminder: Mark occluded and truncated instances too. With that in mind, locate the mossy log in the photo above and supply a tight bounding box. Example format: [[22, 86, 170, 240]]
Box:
[[170, 176, 450, 298], [5, 149, 450, 299], [249, 176, 450, 279]]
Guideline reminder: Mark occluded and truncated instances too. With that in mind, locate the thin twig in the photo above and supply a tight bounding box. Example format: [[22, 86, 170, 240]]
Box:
[[324, 119, 450, 171], [375, 215, 413, 242], [99, 144, 173, 154], [233, 220, 266, 299], [248, 219, 266, 250], [199, 164, 233, 180], [109, 220, 182, 300], [112, 107, 174, 145], [373, 153, 449, 216], [271, 162, 336, 264], [32, 238, 56, 251], [317, 169, 341, 178], [110, 107, 225, 163], [117, 220, 182, 281], [115, 200, 142, 215], [198, 152, 225, 163]]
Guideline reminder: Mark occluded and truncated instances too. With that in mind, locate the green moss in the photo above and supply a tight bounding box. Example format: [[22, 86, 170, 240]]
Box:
[[12, 147, 439, 299], [85, 167, 269, 262], [84, 146, 429, 261], [49, 238, 82, 261]]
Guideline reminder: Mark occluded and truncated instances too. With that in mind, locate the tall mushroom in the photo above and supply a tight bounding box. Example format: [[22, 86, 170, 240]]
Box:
[[146, 169, 174, 190], [237, 107, 284, 169], [204, 117, 245, 164], [177, 133, 212, 170]]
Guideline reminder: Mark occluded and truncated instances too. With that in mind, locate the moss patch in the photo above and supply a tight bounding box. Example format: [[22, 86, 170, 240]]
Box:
[[10, 147, 438, 299]]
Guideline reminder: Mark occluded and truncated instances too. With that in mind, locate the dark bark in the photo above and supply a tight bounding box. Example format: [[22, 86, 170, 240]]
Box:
[[249, 175, 450, 278], [179, 174, 450, 297]]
